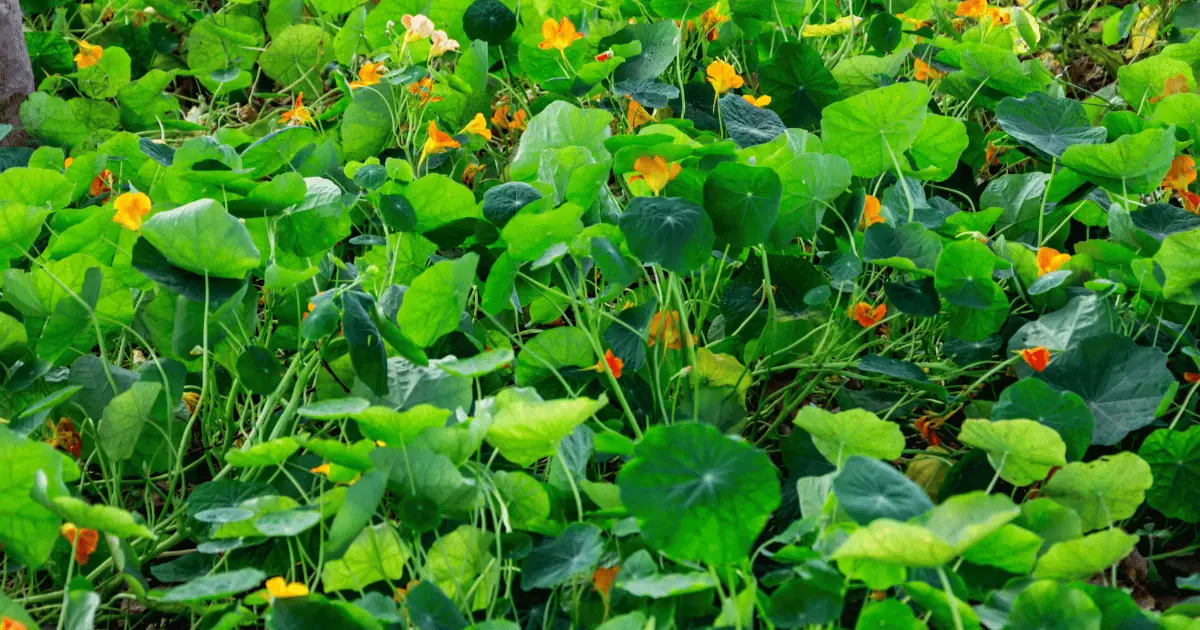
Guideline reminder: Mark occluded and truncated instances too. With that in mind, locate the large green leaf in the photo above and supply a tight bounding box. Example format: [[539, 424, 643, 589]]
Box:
[[341, 83, 396, 162], [702, 162, 781, 252], [1060, 128, 1176, 194], [1041, 453, 1153, 531], [1138, 426, 1200, 522], [520, 523, 605, 589], [995, 92, 1108, 160], [958, 419, 1067, 486], [1032, 529, 1139, 580], [833, 456, 932, 524], [934, 240, 1009, 341], [77, 46, 131, 99], [0, 427, 69, 567], [993, 378, 1095, 462], [322, 524, 409, 592], [140, 199, 261, 279], [485, 388, 607, 467], [617, 423, 780, 565], [792, 407, 905, 466], [820, 82, 930, 178], [395, 254, 478, 348], [758, 41, 841, 128], [620, 196, 715, 274], [258, 25, 332, 96], [1008, 580, 1102, 629], [423, 525, 497, 611], [97, 381, 163, 461], [906, 114, 968, 181], [1155, 226, 1200, 304], [510, 102, 613, 181]]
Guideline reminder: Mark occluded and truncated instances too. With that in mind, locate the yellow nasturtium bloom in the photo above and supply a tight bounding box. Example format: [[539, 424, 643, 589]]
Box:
[[630, 155, 681, 196], [955, 0, 987, 18], [859, 194, 884, 229], [349, 62, 385, 89], [706, 59, 743, 96], [279, 93, 313, 126], [627, 98, 653, 128], [742, 94, 771, 107], [74, 40, 103, 68], [800, 16, 862, 37], [418, 121, 461, 168], [1036, 247, 1071, 276], [401, 14, 436, 43], [539, 17, 584, 51], [460, 112, 491, 141], [429, 30, 460, 57], [112, 192, 152, 231], [264, 577, 309, 599]]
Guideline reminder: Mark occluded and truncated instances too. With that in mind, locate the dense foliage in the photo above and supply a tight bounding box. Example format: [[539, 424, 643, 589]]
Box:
[[5, 0, 1200, 627]]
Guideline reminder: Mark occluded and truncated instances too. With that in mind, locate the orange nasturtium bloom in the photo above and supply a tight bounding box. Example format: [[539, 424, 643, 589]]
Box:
[[1021, 346, 1050, 372], [1183, 190, 1200, 214], [75, 40, 103, 68], [955, 0, 987, 18], [627, 98, 653, 128], [1, 616, 27, 630], [265, 577, 309, 599], [491, 105, 511, 129], [699, 6, 728, 39], [45, 417, 82, 458], [913, 58, 946, 81], [112, 192, 152, 231], [510, 109, 528, 130], [349, 61, 386, 89], [279, 92, 313, 126], [589, 349, 624, 379], [593, 565, 620, 617], [462, 162, 486, 187], [849, 302, 887, 328], [859, 194, 884, 229], [742, 94, 772, 107], [539, 17, 584, 51], [1036, 247, 1070, 276], [630, 155, 681, 196], [648, 310, 696, 349], [408, 77, 442, 105], [1151, 74, 1191, 104], [1184, 372, 1200, 384], [706, 59, 744, 96], [401, 14, 436, 43], [1163, 155, 1197, 192], [60, 523, 99, 565], [63, 157, 74, 169], [418, 121, 461, 168], [460, 112, 491, 141], [89, 169, 114, 197]]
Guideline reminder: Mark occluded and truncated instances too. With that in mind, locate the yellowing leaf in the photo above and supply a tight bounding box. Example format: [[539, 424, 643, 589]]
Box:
[[802, 16, 863, 37]]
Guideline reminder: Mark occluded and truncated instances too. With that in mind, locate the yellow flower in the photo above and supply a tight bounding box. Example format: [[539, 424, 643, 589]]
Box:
[[626, 98, 652, 128], [462, 163, 486, 186], [430, 30, 460, 58], [310, 463, 331, 476], [858, 194, 884, 229], [648, 310, 695, 349], [402, 14, 436, 43], [914, 58, 946, 81], [955, 0, 987, 18], [74, 40, 103, 68], [706, 59, 743, 96], [742, 94, 771, 107], [349, 61, 386, 89], [630, 155, 681, 196], [539, 17, 584, 52], [418, 121, 461, 168], [112, 192, 151, 231], [63, 157, 74, 169], [460, 112, 491, 141], [1036, 247, 1070, 276], [265, 577, 309, 599], [279, 92, 312, 126]]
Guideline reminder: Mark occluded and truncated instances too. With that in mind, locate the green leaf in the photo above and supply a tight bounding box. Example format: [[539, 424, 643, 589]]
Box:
[[619, 196, 715, 274], [603, 20, 680, 82], [922, 491, 1021, 553], [424, 525, 497, 611], [235, 346, 283, 395], [995, 92, 1108, 160], [961, 524, 1044, 574], [1060, 128, 1176, 194], [906, 114, 968, 181], [77, 46, 132, 99], [341, 83, 396, 162], [140, 199, 261, 279], [1119, 56, 1196, 108], [224, 438, 299, 467], [322, 523, 409, 592], [501, 203, 585, 262], [395, 253, 478, 348], [617, 423, 780, 565], [521, 523, 605, 589], [1155, 226, 1200, 304], [1016, 498, 1084, 550], [1138, 426, 1200, 522], [793, 407, 905, 466], [0, 427, 70, 567], [720, 93, 787, 148], [492, 471, 550, 530], [407, 174, 482, 232], [1041, 453, 1153, 531], [702, 162, 781, 252], [934, 240, 1009, 341], [1037, 333, 1174, 446], [833, 456, 933, 524], [437, 349, 514, 378], [98, 382, 164, 461], [904, 580, 982, 630], [993, 378, 1095, 462], [1008, 580, 1103, 629], [156, 568, 266, 603], [515, 327, 594, 387], [298, 397, 372, 419], [958, 419, 1067, 486], [19, 92, 87, 147], [41, 492, 153, 539], [832, 520, 958, 568], [820, 82, 930, 178], [758, 41, 841, 128], [510, 102, 613, 181], [405, 582, 469, 630], [863, 222, 943, 276], [259, 25, 332, 96], [1032, 529, 1139, 580], [485, 388, 606, 467], [463, 0, 516, 44], [350, 404, 447, 445]]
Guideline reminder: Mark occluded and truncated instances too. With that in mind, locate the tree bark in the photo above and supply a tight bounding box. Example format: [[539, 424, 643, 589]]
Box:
[[0, 0, 33, 147]]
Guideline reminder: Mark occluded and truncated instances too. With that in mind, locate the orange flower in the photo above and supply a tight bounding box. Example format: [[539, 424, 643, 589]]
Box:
[[913, 58, 945, 81], [349, 61, 386, 89], [1036, 247, 1070, 276], [74, 40, 103, 68], [1184, 190, 1200, 214], [401, 14, 435, 43], [1163, 155, 1196, 193], [1185, 372, 1200, 384], [89, 169, 113, 198], [859, 194, 883, 229], [112, 191, 151, 231], [742, 94, 772, 107], [590, 349, 624, 379], [60, 523, 99, 565], [955, 0, 987, 18], [539, 17, 584, 52], [310, 463, 331, 476], [510, 109, 528, 131], [1021, 346, 1050, 372], [849, 302, 887, 328], [394, 579, 420, 602], [264, 577, 309, 599], [63, 157, 74, 169], [491, 105, 511, 129], [648, 310, 695, 349], [408, 77, 442, 105], [1151, 74, 1191, 104], [627, 98, 652, 128], [706, 59, 743, 96], [418, 121, 461, 168], [460, 112, 491, 141], [699, 6, 728, 39], [986, 7, 1010, 24], [593, 565, 620, 618], [629, 155, 681, 195], [462, 162, 486, 187], [595, 50, 614, 62], [279, 93, 312, 126], [45, 417, 81, 458], [915, 417, 942, 447], [1, 617, 27, 630]]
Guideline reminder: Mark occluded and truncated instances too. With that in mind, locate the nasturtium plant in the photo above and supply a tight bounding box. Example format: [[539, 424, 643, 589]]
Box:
[[4, 0, 1200, 626]]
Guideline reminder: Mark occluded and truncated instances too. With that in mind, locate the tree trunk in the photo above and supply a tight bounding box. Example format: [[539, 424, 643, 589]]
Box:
[[0, 0, 33, 147]]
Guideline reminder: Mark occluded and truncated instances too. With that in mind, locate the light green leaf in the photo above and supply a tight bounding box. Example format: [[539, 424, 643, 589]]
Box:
[[793, 407, 905, 466], [485, 388, 607, 467], [820, 82, 930, 178], [140, 199, 261, 279], [322, 524, 409, 592], [395, 253, 478, 348], [1032, 529, 1139, 580], [958, 418, 1067, 486], [1041, 453, 1153, 531]]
